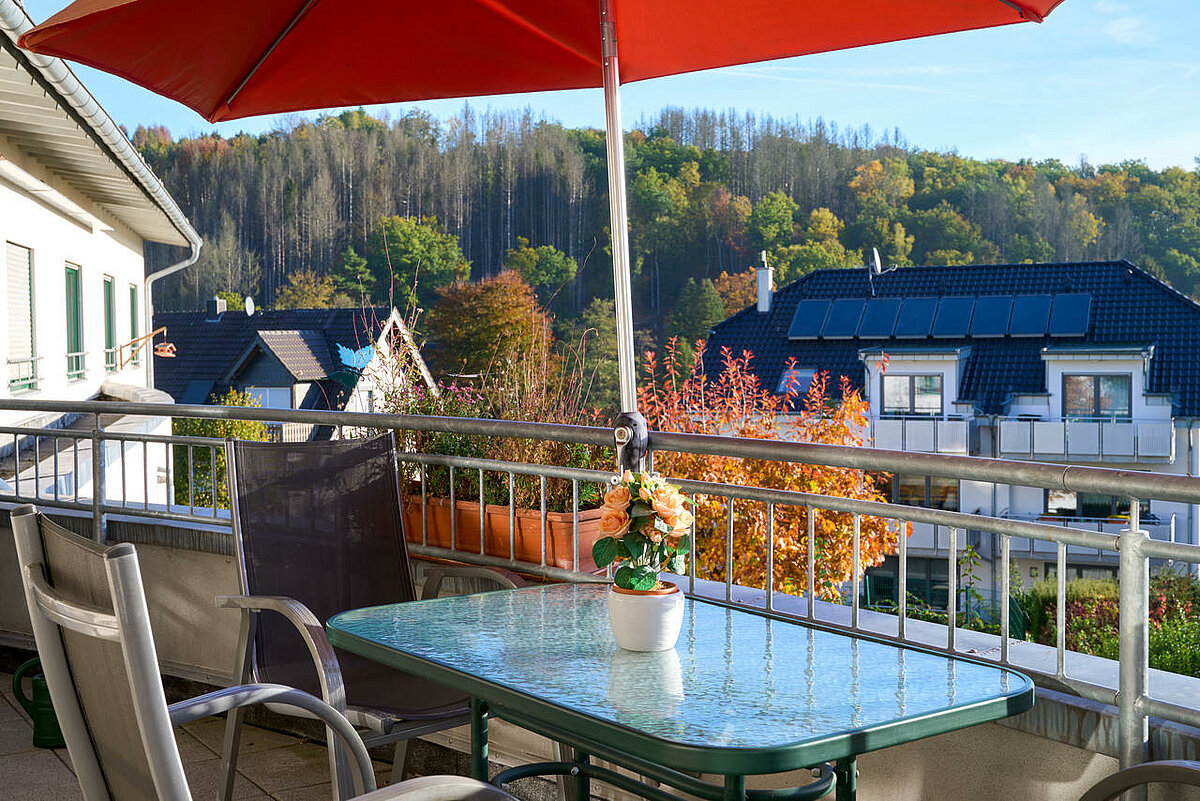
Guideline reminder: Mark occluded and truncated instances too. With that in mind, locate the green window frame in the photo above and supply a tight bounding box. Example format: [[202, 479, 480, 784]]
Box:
[[65, 263, 85, 380], [129, 284, 139, 365], [103, 276, 116, 372]]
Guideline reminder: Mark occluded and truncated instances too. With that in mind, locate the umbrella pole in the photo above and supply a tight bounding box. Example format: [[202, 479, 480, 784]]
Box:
[[600, 0, 648, 472]]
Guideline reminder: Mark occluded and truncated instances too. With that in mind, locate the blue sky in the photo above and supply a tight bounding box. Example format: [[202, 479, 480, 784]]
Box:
[[20, 0, 1200, 170]]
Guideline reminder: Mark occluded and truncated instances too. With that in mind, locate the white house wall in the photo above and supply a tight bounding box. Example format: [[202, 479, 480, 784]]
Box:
[[0, 148, 148, 425]]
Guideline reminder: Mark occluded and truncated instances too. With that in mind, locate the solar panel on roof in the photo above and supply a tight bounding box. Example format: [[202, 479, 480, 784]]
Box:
[[1048, 293, 1092, 337], [932, 297, 975, 338], [970, 296, 1012, 337], [1009, 294, 1052, 336], [894, 297, 938, 338], [787, 300, 831, 339], [820, 299, 866, 338], [857, 298, 902, 338]]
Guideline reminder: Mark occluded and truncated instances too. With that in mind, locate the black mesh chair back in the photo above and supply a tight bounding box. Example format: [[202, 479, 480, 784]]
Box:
[[227, 434, 460, 716]]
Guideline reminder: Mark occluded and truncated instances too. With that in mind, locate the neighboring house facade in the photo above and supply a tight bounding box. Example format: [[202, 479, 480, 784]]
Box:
[[0, 5, 199, 504], [705, 260, 1200, 608], [153, 303, 433, 440]]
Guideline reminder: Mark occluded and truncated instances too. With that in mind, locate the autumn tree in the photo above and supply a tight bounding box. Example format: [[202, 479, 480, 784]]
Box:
[[273, 269, 338, 309], [172, 389, 268, 509], [640, 344, 900, 598], [713, 267, 760, 315], [568, 297, 620, 414], [424, 271, 553, 378]]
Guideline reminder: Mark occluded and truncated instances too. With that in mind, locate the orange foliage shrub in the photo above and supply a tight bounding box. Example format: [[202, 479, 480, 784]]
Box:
[[639, 341, 902, 600]]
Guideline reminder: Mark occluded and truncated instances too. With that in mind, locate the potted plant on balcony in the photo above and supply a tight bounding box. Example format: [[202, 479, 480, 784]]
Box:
[[375, 321, 612, 571], [592, 471, 692, 651]]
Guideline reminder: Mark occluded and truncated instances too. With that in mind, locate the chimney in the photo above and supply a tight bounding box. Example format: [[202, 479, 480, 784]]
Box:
[[205, 296, 227, 321], [756, 250, 773, 313]]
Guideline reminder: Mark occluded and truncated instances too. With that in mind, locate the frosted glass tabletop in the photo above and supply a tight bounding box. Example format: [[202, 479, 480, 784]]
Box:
[[327, 582, 1032, 772]]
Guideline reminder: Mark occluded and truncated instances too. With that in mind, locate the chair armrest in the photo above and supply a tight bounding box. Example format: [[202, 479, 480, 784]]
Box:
[[168, 683, 376, 795], [420, 566, 523, 599], [1079, 760, 1200, 801], [216, 594, 347, 710]]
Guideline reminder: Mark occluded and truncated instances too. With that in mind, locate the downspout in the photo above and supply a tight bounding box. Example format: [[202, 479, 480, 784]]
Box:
[[0, 0, 202, 388], [144, 241, 201, 389]]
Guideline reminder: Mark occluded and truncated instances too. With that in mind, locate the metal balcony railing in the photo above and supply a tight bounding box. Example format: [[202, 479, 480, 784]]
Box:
[[0, 397, 1196, 785], [7, 356, 39, 392], [66, 351, 86, 381]]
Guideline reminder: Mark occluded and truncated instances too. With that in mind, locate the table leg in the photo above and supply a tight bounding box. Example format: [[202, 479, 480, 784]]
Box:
[[470, 698, 489, 781], [572, 748, 590, 801], [722, 774, 746, 801], [834, 758, 856, 801]]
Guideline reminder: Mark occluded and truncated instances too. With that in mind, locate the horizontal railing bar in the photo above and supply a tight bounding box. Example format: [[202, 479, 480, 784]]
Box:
[[398, 452, 613, 484], [650, 431, 1200, 504], [1140, 538, 1200, 563], [2, 398, 1198, 502], [408, 544, 608, 584], [0, 425, 219, 449], [1142, 697, 1200, 730], [0, 494, 229, 526]]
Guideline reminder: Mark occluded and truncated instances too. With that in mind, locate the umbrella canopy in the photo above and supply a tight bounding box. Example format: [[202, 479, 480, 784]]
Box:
[[18, 0, 1066, 421], [19, 0, 1063, 124]]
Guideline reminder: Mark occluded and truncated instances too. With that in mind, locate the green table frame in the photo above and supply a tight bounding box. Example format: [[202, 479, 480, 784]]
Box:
[[327, 583, 1033, 801]]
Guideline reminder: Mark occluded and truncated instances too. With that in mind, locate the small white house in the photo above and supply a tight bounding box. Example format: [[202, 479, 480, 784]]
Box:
[[707, 260, 1200, 607]]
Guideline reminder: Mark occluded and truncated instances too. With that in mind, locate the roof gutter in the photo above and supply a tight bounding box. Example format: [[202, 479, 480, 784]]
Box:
[[0, 0, 203, 389]]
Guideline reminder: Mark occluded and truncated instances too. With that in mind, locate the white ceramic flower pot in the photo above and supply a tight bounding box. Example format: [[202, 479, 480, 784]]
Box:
[[608, 584, 684, 652]]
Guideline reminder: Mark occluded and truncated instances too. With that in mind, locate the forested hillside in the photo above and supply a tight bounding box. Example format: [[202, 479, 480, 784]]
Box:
[[137, 106, 1200, 331]]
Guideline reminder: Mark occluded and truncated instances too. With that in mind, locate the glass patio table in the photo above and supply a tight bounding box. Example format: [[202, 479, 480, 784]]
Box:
[[326, 582, 1033, 801]]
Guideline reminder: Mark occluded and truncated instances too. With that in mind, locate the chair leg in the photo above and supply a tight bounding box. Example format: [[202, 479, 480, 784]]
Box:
[[392, 737, 410, 783], [219, 705, 245, 801]]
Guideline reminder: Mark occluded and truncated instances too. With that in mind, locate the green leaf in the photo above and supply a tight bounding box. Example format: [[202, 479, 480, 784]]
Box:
[[667, 554, 687, 574], [653, 517, 671, 533], [616, 540, 632, 559], [675, 535, 691, 553], [629, 502, 655, 519], [630, 566, 658, 591], [592, 537, 619, 569], [614, 564, 636, 589], [623, 533, 646, 559]]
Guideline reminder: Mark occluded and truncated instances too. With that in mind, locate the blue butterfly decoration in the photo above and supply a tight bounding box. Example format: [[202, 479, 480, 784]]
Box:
[[337, 343, 375, 371]]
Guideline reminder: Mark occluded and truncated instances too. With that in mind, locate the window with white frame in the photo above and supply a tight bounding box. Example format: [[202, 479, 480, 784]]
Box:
[[777, 367, 816, 396], [1062, 374, 1131, 420], [881, 373, 942, 416]]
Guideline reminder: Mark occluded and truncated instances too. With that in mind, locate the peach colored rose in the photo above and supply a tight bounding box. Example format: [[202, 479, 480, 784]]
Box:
[[598, 507, 631, 538], [604, 485, 632, 510], [641, 522, 663, 543], [665, 508, 694, 533], [621, 470, 635, 484], [651, 487, 687, 524]]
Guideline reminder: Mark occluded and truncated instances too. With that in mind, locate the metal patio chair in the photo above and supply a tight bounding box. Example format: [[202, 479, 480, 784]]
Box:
[[221, 434, 520, 801], [9, 504, 518, 801], [1078, 760, 1200, 801]]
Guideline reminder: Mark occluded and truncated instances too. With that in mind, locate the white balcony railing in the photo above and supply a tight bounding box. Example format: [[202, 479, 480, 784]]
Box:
[[998, 417, 1175, 461], [871, 416, 969, 453]]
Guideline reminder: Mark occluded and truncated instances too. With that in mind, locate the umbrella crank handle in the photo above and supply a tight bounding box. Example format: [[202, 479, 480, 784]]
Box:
[[614, 412, 648, 474]]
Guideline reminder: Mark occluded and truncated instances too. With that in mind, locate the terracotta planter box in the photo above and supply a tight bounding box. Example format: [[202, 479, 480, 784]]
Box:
[[404, 496, 605, 573]]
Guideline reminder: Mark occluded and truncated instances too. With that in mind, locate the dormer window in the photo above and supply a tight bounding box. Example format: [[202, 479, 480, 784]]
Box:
[[882, 374, 942, 416], [777, 368, 816, 396], [1063, 374, 1131, 420]]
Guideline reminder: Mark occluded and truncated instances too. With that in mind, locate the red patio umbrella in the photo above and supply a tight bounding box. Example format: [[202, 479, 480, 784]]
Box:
[[19, 0, 1066, 419]]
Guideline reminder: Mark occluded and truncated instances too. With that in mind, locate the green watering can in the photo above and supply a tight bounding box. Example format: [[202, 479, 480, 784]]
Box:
[[12, 657, 66, 748]]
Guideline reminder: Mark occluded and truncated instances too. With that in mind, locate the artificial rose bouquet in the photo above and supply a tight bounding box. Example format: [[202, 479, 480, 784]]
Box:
[[592, 471, 693, 591]]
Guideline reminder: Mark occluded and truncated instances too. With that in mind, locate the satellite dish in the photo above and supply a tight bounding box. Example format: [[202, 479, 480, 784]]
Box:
[[244, 296, 256, 316], [871, 247, 883, 276]]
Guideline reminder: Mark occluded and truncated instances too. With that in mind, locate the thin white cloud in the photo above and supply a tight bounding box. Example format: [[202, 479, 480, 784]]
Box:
[[1103, 17, 1154, 45]]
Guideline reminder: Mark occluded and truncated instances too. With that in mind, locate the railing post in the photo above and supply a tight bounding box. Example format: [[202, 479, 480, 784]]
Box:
[[1118, 499, 1149, 798], [91, 420, 106, 543]]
